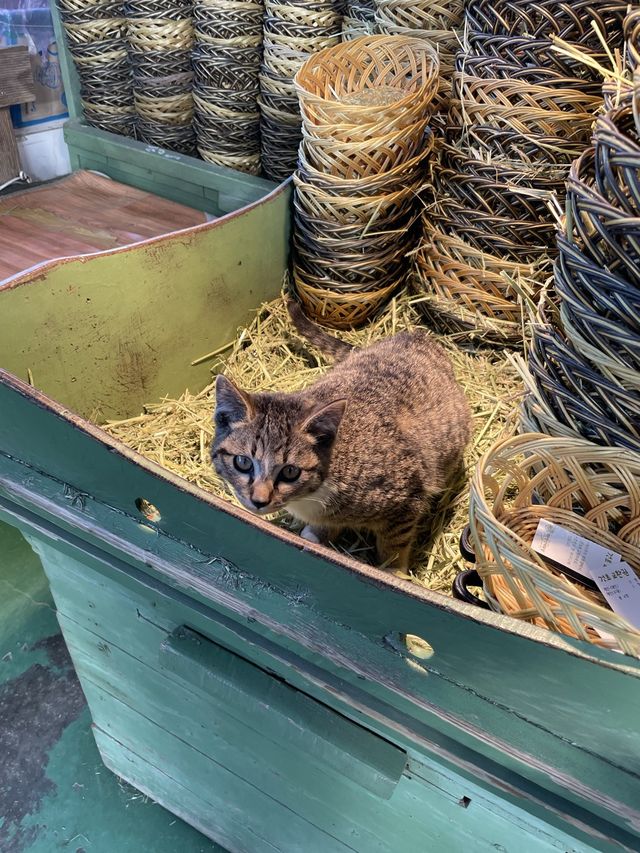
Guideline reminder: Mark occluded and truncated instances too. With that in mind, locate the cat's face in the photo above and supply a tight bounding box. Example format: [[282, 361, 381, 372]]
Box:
[[211, 375, 346, 516]]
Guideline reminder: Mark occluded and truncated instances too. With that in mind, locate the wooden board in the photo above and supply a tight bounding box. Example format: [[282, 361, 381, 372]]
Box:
[[0, 170, 207, 280], [0, 46, 36, 109], [0, 108, 20, 185]]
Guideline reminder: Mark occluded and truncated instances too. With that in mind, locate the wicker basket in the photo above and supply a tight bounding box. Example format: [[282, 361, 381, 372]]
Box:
[[464, 0, 627, 48], [127, 18, 194, 52], [449, 71, 600, 164], [468, 433, 640, 656], [294, 272, 401, 328], [295, 35, 439, 126], [524, 321, 640, 451], [64, 17, 127, 43], [413, 221, 543, 343]]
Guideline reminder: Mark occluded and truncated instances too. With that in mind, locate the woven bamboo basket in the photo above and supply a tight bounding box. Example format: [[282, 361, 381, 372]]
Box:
[[374, 0, 462, 34], [464, 0, 627, 47], [413, 221, 542, 343], [525, 321, 640, 450], [449, 72, 601, 163], [431, 145, 563, 259], [590, 105, 640, 216], [627, 8, 640, 71], [468, 433, 640, 656], [293, 272, 401, 328], [293, 176, 417, 225], [192, 45, 261, 89], [69, 39, 128, 63], [565, 149, 640, 289], [58, 0, 122, 11], [294, 35, 439, 126], [193, 0, 263, 39], [198, 148, 262, 174], [127, 18, 194, 52], [124, 0, 192, 17], [64, 17, 126, 43], [59, 2, 123, 23]]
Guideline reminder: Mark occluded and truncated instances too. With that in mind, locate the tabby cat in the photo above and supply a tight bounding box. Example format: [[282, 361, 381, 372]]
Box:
[[211, 301, 471, 570]]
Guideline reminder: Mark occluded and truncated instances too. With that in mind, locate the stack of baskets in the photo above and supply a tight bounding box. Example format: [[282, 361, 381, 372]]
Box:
[[374, 0, 463, 90], [57, 0, 134, 136], [292, 35, 439, 328], [259, 0, 342, 182], [191, 0, 263, 173], [341, 0, 376, 41], [468, 433, 640, 656], [125, 0, 195, 152], [519, 72, 640, 453], [412, 0, 628, 344]]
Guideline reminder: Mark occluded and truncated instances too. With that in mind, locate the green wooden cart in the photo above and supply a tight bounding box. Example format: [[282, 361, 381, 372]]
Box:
[[0, 162, 639, 851]]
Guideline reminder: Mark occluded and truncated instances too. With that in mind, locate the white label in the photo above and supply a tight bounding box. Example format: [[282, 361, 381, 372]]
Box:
[[532, 519, 640, 630]]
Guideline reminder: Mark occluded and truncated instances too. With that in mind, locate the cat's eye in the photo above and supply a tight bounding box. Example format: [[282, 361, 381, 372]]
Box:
[[233, 455, 253, 473], [279, 464, 301, 483]]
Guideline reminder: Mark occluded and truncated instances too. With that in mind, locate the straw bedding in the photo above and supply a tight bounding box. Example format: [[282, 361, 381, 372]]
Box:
[[102, 290, 523, 594]]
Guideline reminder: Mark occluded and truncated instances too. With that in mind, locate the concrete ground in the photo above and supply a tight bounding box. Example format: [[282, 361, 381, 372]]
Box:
[[0, 520, 225, 853]]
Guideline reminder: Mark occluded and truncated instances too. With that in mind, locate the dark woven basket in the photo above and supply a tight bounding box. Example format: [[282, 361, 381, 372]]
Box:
[[260, 110, 302, 182], [627, 8, 640, 71], [590, 106, 640, 216], [133, 70, 193, 97], [192, 81, 259, 110], [59, 2, 123, 23], [193, 6, 263, 39], [431, 144, 564, 257], [130, 48, 193, 77], [464, 0, 627, 48], [124, 0, 192, 17], [463, 31, 609, 82], [525, 323, 640, 451], [194, 114, 260, 151], [565, 148, 640, 290], [136, 116, 196, 152], [263, 15, 338, 39], [192, 43, 261, 89]]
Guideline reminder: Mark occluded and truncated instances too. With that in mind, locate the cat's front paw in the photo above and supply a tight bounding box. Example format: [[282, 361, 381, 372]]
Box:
[[300, 524, 322, 544]]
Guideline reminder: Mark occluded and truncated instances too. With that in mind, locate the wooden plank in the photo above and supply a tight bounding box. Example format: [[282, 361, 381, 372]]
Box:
[[0, 109, 20, 184], [0, 47, 36, 108], [160, 625, 407, 800], [9, 503, 637, 852], [0, 182, 290, 417], [58, 613, 597, 852]]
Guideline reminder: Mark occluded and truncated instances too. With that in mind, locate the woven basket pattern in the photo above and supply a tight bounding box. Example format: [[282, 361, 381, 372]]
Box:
[[192, 0, 262, 174], [291, 34, 439, 327], [468, 433, 640, 656]]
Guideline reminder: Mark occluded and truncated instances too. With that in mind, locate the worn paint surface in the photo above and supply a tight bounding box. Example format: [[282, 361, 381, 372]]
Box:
[[0, 521, 226, 852]]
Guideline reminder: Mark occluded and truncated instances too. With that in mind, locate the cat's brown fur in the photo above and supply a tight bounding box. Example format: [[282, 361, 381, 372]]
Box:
[[211, 301, 472, 570]]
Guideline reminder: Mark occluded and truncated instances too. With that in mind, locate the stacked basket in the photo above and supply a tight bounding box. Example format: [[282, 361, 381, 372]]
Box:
[[191, 0, 263, 173], [259, 0, 342, 182], [341, 0, 376, 41], [519, 74, 640, 453], [125, 0, 195, 153], [292, 35, 439, 328], [57, 0, 134, 136], [412, 0, 628, 344]]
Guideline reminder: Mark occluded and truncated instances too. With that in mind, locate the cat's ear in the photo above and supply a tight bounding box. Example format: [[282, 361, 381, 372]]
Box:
[[301, 399, 347, 445], [215, 375, 254, 429]]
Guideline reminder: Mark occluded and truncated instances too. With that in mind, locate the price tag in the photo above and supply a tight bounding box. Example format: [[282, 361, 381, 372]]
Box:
[[532, 519, 640, 630]]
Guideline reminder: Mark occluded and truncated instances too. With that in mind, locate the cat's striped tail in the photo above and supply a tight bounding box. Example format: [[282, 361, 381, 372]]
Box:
[[287, 299, 354, 362]]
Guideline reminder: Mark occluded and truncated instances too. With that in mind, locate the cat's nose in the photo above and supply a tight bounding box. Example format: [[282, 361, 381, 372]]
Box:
[[251, 498, 269, 509]]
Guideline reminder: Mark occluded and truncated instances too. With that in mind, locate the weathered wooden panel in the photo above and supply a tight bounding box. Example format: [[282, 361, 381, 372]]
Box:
[[0, 46, 36, 108], [1, 487, 636, 851]]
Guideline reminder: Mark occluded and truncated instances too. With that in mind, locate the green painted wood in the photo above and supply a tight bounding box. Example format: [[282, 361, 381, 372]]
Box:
[[160, 625, 407, 800], [55, 612, 593, 853], [5, 499, 637, 852], [63, 121, 279, 215], [0, 183, 290, 418], [50, 2, 82, 120]]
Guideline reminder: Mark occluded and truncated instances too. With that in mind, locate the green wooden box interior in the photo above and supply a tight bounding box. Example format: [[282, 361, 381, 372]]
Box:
[[1, 169, 640, 850]]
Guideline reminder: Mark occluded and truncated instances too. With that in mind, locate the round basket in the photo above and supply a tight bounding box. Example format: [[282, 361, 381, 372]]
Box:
[[294, 237, 406, 287], [464, 31, 607, 82], [137, 117, 196, 152], [134, 90, 193, 124], [293, 271, 401, 328], [193, 81, 259, 110], [294, 35, 439, 126], [565, 148, 640, 289], [413, 221, 542, 342], [129, 47, 192, 77], [193, 4, 264, 40], [265, 0, 340, 26], [627, 8, 640, 71], [59, 2, 124, 23], [375, 0, 462, 32], [64, 17, 126, 44], [192, 44, 261, 89], [68, 39, 129, 65], [124, 0, 192, 18], [293, 176, 417, 225], [590, 105, 640, 217], [133, 70, 193, 97], [464, 0, 627, 48], [263, 15, 339, 39], [526, 322, 640, 450], [450, 72, 600, 162], [127, 18, 194, 52], [260, 111, 302, 182], [456, 51, 602, 96], [300, 117, 429, 179], [198, 147, 262, 174], [468, 433, 640, 655], [58, 0, 123, 11]]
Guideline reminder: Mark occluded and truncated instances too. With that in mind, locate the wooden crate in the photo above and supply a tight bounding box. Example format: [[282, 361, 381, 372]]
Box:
[[0, 179, 639, 851]]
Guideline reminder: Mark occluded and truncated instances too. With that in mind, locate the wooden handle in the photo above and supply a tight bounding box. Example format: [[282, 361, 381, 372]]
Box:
[[160, 625, 407, 799]]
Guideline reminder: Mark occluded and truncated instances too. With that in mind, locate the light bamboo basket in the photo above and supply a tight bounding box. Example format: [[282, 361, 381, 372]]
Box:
[[468, 433, 640, 657]]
